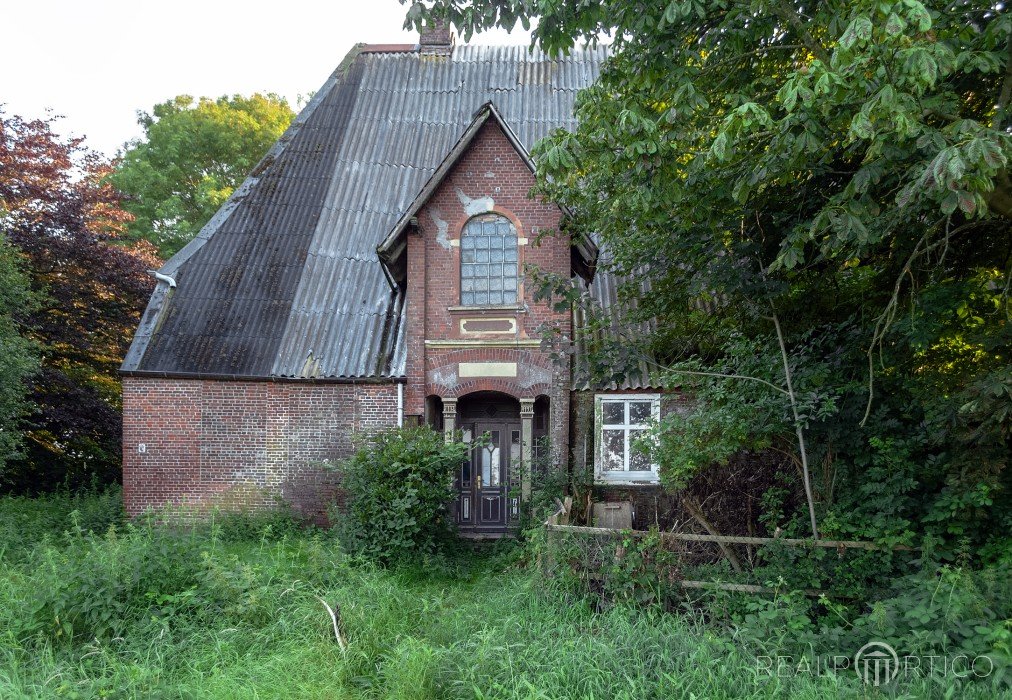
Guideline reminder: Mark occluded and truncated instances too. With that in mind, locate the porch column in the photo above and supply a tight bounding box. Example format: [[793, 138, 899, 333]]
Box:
[[520, 398, 535, 500], [442, 398, 457, 443]]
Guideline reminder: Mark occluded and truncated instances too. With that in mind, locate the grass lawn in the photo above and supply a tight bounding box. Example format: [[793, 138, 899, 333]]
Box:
[[0, 491, 1004, 699]]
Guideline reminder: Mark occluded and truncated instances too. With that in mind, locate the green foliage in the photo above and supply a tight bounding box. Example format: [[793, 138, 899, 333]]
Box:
[[712, 562, 1012, 681], [1, 109, 157, 492], [0, 484, 124, 560], [335, 426, 468, 565], [416, 0, 1012, 560], [1, 491, 1008, 698], [0, 236, 40, 474], [24, 523, 208, 643], [110, 93, 294, 257]]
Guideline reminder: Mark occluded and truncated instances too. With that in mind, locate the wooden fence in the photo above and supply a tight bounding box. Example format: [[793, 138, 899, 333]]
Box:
[[542, 500, 919, 598]]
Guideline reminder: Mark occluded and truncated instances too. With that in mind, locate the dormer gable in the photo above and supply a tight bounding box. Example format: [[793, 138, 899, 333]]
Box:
[[377, 102, 597, 287]]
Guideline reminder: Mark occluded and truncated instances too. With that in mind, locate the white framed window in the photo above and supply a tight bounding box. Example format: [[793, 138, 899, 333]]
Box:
[[594, 394, 660, 484]]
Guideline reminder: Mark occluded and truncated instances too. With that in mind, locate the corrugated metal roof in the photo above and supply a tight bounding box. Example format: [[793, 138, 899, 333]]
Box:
[[573, 253, 664, 391], [123, 42, 608, 380]]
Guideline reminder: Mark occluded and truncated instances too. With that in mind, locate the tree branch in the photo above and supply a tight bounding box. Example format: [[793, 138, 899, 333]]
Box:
[[996, 28, 1012, 130], [771, 307, 820, 540], [772, 0, 830, 65]]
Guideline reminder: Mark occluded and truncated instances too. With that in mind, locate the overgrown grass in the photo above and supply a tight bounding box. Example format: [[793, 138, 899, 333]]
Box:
[[0, 492, 1005, 699]]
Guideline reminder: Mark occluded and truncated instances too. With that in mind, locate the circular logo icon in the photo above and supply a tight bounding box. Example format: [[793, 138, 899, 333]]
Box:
[[854, 641, 900, 686]]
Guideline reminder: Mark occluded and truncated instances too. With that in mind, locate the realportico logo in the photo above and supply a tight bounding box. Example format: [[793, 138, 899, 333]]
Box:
[[755, 640, 996, 685], [854, 641, 899, 686]]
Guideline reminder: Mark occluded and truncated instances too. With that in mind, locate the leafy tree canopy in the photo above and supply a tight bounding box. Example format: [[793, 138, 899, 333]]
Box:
[[406, 1, 1012, 555], [0, 234, 41, 473], [0, 110, 157, 491], [110, 94, 294, 258]]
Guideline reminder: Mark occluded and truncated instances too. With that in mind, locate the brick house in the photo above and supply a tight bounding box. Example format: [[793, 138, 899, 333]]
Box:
[[121, 27, 674, 534]]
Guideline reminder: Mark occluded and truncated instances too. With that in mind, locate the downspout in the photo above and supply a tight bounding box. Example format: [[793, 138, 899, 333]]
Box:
[[149, 270, 177, 288], [398, 382, 404, 427]]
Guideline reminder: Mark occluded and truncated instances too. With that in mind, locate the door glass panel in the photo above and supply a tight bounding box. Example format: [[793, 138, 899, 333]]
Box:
[[461, 427, 472, 486], [602, 402, 624, 425], [602, 429, 625, 471], [628, 401, 652, 425], [510, 430, 521, 467], [481, 431, 500, 487]]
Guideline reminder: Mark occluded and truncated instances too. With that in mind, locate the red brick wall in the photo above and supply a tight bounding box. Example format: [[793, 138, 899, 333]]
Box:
[[122, 377, 399, 523], [404, 119, 572, 455]]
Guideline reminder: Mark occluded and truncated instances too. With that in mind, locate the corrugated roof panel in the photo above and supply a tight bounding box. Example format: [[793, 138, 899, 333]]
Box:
[[126, 43, 607, 380]]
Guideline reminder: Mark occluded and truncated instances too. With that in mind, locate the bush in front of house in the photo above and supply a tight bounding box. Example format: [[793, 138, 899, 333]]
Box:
[[335, 426, 468, 565]]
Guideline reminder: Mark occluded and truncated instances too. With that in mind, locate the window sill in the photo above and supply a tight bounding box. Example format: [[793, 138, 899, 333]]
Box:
[[447, 305, 527, 314], [595, 473, 661, 486]]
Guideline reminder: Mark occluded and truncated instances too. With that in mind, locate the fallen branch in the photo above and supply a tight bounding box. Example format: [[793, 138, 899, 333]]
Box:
[[315, 596, 346, 653], [682, 495, 744, 574]]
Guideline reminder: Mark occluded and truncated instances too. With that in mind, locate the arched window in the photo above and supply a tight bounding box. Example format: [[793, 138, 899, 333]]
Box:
[[460, 213, 518, 306]]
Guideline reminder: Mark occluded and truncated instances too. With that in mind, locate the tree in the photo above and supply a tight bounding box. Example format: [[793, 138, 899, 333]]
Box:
[[0, 234, 41, 473], [0, 110, 158, 492], [110, 94, 295, 257], [408, 1, 1012, 554]]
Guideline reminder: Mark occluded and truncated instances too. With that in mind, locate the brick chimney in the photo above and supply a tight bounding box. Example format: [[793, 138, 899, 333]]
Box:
[[419, 19, 454, 56]]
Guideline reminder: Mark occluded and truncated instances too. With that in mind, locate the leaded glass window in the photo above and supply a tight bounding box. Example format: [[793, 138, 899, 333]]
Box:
[[460, 214, 519, 306]]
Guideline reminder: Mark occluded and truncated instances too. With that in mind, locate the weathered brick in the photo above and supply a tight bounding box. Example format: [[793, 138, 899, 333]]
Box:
[[122, 378, 399, 524]]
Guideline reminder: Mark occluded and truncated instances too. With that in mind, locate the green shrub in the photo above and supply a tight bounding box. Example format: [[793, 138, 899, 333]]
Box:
[[334, 426, 468, 565]]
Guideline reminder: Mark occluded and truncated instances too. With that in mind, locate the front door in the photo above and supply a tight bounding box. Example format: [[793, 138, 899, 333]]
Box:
[[454, 421, 520, 534]]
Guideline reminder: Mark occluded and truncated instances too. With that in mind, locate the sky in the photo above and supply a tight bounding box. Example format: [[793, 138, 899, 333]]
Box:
[[1, 0, 531, 158]]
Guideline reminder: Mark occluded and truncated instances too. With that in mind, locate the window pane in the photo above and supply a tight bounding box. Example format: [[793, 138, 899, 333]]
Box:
[[602, 402, 624, 425], [629, 401, 652, 424], [460, 214, 519, 306], [628, 429, 652, 471], [602, 429, 626, 471]]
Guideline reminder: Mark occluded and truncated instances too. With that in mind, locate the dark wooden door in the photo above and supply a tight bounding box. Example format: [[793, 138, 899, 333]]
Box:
[[455, 421, 520, 533]]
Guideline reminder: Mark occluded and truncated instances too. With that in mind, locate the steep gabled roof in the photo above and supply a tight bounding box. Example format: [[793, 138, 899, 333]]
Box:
[[121, 43, 608, 380]]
